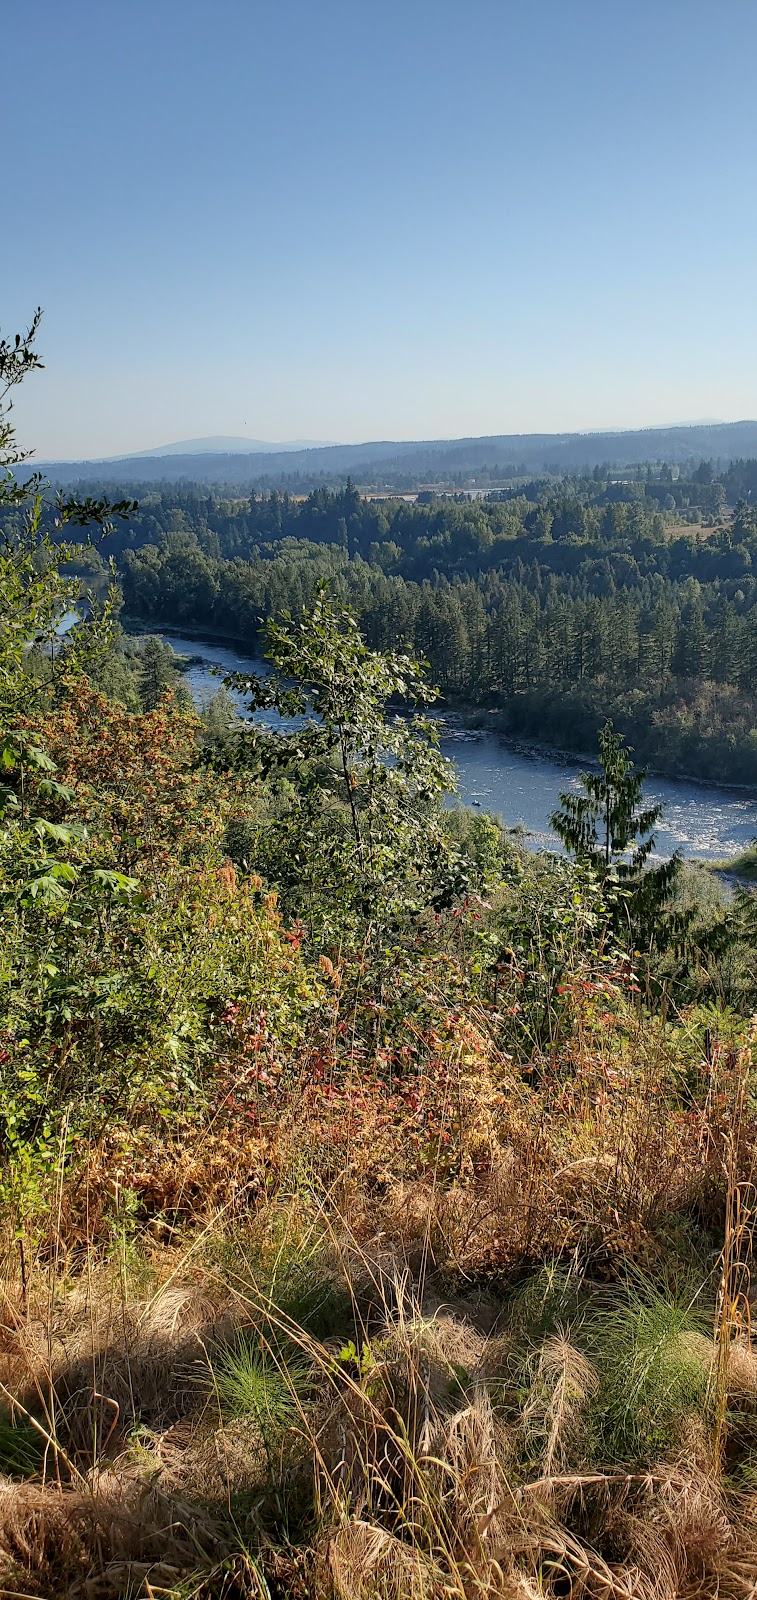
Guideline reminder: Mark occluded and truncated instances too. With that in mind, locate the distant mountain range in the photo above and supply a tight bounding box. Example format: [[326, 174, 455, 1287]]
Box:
[[31, 419, 757, 490], [115, 435, 337, 458]]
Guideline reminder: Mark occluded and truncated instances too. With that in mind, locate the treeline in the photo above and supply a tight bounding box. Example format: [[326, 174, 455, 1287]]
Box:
[[9, 466, 757, 571], [8, 470, 756, 781], [121, 545, 757, 781], [103, 474, 756, 783]]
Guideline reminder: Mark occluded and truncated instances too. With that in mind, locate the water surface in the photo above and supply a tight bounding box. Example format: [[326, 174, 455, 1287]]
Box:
[[156, 629, 757, 862]]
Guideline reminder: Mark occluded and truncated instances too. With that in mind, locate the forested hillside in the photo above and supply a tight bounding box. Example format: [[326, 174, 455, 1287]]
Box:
[[24, 466, 757, 782], [33, 417, 757, 488], [3, 317, 757, 1599]]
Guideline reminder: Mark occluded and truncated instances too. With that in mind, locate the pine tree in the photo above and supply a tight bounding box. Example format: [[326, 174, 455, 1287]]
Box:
[[138, 635, 178, 710], [552, 721, 681, 948], [552, 721, 661, 873]]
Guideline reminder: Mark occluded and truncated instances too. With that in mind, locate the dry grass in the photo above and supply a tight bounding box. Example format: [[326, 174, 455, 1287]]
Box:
[[0, 1226, 753, 1598], [0, 1015, 754, 1596]]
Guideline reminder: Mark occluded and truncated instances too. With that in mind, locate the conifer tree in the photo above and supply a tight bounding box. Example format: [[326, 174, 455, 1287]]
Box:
[[552, 721, 681, 947]]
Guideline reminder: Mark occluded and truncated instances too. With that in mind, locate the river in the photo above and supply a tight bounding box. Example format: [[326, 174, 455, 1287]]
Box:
[[155, 629, 757, 862]]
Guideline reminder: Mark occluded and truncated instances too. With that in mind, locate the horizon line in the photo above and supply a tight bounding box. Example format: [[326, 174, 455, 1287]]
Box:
[[29, 415, 757, 466]]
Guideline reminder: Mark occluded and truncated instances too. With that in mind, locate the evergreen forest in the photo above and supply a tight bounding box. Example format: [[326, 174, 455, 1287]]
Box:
[[10, 461, 756, 782]]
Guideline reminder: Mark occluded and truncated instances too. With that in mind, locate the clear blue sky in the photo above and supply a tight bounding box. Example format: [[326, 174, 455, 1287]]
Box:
[[4, 0, 756, 458]]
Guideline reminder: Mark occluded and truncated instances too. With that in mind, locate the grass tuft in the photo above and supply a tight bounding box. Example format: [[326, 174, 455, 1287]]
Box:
[[210, 1334, 312, 1436], [587, 1279, 714, 1465], [0, 1411, 45, 1479]]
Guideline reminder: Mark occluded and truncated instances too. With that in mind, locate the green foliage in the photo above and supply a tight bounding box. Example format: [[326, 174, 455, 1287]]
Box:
[[552, 721, 686, 957], [549, 727, 754, 1003], [215, 1229, 355, 1343], [712, 843, 757, 882], [491, 850, 614, 1049], [136, 633, 182, 709], [505, 1265, 590, 1350], [0, 1409, 45, 1478], [507, 1268, 715, 1470], [229, 584, 468, 942], [211, 1336, 311, 1435], [443, 806, 517, 894], [552, 721, 662, 875], [264, 1257, 354, 1341], [589, 1281, 713, 1463], [0, 310, 45, 510], [0, 315, 142, 1228], [69, 469, 757, 783], [199, 683, 241, 760]]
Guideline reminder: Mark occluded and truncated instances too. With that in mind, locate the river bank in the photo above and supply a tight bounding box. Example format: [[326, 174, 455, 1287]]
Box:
[[130, 620, 757, 863], [124, 614, 757, 798]]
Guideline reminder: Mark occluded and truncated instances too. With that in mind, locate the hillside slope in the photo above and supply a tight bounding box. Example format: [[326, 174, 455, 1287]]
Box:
[[35, 417, 757, 487]]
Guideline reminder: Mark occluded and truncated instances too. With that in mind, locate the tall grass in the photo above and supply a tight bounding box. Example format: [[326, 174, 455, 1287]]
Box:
[[0, 1000, 753, 1595]]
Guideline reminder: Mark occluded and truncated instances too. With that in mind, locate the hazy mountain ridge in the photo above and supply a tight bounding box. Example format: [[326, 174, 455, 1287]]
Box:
[[117, 435, 337, 458], [33, 418, 757, 489]]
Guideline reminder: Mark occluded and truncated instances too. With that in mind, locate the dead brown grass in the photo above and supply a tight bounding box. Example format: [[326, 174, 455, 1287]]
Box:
[[0, 1014, 753, 1596]]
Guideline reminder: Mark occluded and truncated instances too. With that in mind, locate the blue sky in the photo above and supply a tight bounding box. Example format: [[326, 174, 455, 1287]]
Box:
[[4, 0, 757, 458]]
